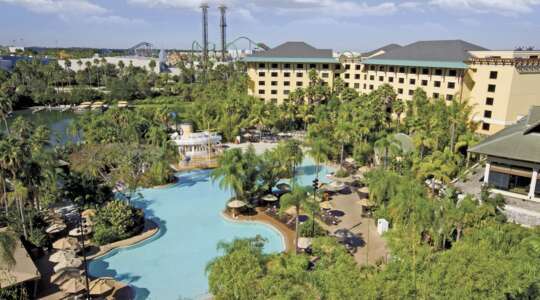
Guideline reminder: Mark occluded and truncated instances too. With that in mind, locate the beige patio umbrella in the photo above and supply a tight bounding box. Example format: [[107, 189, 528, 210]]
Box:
[[297, 237, 313, 249], [51, 269, 83, 285], [49, 250, 76, 263], [261, 194, 278, 202], [46, 223, 67, 234], [227, 200, 246, 209], [320, 201, 333, 210], [89, 278, 115, 296], [357, 198, 374, 207], [54, 257, 83, 273], [53, 237, 80, 251], [358, 186, 369, 194], [69, 227, 92, 237], [60, 277, 87, 294]]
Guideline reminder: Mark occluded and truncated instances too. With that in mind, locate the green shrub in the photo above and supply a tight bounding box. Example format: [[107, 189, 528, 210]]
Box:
[[92, 200, 144, 246], [334, 168, 349, 178], [299, 219, 327, 238]]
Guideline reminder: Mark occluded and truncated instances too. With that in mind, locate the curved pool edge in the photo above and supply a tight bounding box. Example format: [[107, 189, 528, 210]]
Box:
[[220, 211, 291, 252], [88, 218, 161, 261]]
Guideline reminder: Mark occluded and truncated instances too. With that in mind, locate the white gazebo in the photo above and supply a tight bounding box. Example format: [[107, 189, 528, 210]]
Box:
[[171, 123, 222, 158]]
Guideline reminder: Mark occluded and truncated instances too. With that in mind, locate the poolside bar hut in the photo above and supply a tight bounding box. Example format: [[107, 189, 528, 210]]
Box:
[[171, 123, 222, 159]]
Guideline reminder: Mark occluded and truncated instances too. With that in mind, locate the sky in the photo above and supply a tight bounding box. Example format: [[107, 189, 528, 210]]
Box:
[[1, 0, 540, 52]]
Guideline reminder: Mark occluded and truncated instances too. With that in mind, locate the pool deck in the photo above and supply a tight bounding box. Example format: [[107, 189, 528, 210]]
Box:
[[36, 219, 159, 300], [223, 208, 296, 253]]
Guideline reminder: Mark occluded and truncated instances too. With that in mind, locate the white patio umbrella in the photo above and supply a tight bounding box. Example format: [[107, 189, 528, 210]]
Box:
[[89, 278, 115, 296], [52, 237, 80, 251], [49, 250, 76, 263], [261, 194, 278, 202], [46, 223, 67, 234], [51, 269, 83, 285], [297, 237, 312, 249], [69, 227, 92, 237], [227, 200, 247, 209], [324, 181, 346, 192], [320, 202, 333, 210], [54, 258, 83, 273]]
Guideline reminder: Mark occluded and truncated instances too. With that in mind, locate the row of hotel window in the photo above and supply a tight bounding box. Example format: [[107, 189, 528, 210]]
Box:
[[258, 78, 458, 89], [256, 63, 460, 77]]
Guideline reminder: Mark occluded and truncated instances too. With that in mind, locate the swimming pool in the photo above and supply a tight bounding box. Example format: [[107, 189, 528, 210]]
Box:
[[88, 158, 331, 299]]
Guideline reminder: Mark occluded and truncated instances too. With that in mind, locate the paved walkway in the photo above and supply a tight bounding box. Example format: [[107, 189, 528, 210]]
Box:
[[320, 191, 389, 266]]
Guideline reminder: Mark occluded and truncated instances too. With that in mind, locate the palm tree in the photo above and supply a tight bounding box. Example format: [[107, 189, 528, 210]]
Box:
[[211, 149, 246, 200], [276, 140, 303, 181], [149, 59, 157, 73], [334, 113, 354, 167], [393, 98, 405, 132], [306, 137, 331, 180], [0, 95, 12, 134], [280, 186, 314, 253], [9, 180, 29, 239], [374, 134, 400, 170]]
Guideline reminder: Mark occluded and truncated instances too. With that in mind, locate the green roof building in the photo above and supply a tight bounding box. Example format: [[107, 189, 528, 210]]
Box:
[[469, 106, 540, 201]]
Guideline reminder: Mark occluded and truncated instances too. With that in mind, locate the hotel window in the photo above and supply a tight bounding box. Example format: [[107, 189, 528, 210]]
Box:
[[446, 95, 453, 101], [389, 66, 395, 72], [531, 55, 539, 59], [259, 98, 264, 101], [369, 85, 374, 90], [271, 72, 278, 77], [258, 63, 265, 68], [379, 66, 385, 71], [271, 63, 278, 69], [271, 90, 277, 95], [345, 64, 351, 70], [355, 65, 361, 70], [309, 64, 316, 69], [398, 78, 405, 84], [284, 81, 290, 86], [421, 80, 428, 86], [334, 73, 340, 78], [344, 83, 349, 87], [258, 72, 265, 77], [408, 90, 414, 96], [322, 64, 329, 70], [399, 67, 405, 73], [370, 75, 375, 80], [271, 98, 277, 104], [488, 84, 496, 92], [484, 110, 492, 118], [354, 83, 360, 89], [296, 73, 303, 78], [355, 74, 360, 79], [489, 71, 498, 79], [370, 65, 375, 71], [258, 90, 265, 95], [379, 76, 384, 82], [297, 82, 303, 87], [322, 73, 329, 78], [284, 72, 291, 78], [297, 64, 304, 69], [482, 122, 490, 131], [335, 64, 341, 70], [284, 64, 291, 69], [271, 81, 278, 86], [449, 70, 457, 77], [284, 90, 290, 95], [388, 77, 394, 83], [486, 97, 494, 106], [363, 84, 367, 89], [410, 68, 417, 74], [433, 93, 440, 99], [409, 79, 416, 85], [345, 74, 350, 79], [398, 88, 403, 94], [422, 68, 429, 75], [434, 81, 441, 88], [435, 69, 443, 76], [447, 82, 456, 89], [258, 81, 265, 86]]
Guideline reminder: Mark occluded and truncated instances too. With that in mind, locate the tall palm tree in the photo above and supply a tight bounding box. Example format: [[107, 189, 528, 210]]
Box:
[[0, 95, 12, 135], [211, 149, 245, 200], [374, 134, 400, 170], [280, 186, 314, 253], [306, 137, 331, 180], [9, 180, 29, 239], [334, 113, 354, 167], [276, 140, 303, 181]]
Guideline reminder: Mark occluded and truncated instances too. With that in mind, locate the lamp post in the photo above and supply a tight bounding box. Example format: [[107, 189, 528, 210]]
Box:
[[312, 178, 319, 236], [77, 208, 91, 299]]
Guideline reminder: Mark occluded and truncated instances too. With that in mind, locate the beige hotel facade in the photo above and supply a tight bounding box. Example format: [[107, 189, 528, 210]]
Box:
[[245, 41, 540, 135]]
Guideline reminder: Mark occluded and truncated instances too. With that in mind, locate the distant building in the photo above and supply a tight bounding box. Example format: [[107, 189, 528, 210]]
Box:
[[58, 55, 160, 73], [245, 40, 540, 135], [469, 106, 540, 202], [8, 46, 24, 53]]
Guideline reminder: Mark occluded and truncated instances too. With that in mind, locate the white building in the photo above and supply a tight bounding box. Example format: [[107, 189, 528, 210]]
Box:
[[58, 55, 160, 73]]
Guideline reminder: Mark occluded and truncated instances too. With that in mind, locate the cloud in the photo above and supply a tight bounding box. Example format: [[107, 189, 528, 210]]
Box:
[[429, 0, 540, 15], [85, 15, 148, 25], [0, 0, 107, 15]]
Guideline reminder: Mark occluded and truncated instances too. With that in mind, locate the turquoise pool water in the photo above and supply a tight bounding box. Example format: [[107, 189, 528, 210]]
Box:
[[88, 158, 331, 300]]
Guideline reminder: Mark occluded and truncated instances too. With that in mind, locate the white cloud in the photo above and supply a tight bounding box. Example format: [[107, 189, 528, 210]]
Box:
[[85, 15, 147, 25], [0, 0, 107, 15], [429, 0, 540, 15]]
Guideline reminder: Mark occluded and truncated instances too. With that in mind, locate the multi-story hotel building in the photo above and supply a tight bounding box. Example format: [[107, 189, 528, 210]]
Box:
[[245, 40, 540, 135]]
